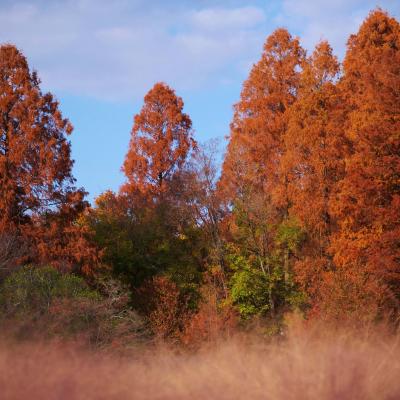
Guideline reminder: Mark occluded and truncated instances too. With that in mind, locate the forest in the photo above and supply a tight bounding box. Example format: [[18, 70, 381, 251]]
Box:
[[0, 8, 400, 399]]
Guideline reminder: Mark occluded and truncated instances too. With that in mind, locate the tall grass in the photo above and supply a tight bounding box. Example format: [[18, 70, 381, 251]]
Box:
[[1, 322, 399, 400]]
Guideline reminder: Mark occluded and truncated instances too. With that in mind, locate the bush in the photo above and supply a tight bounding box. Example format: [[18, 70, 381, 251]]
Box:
[[182, 284, 237, 348], [135, 275, 190, 340], [0, 265, 98, 317], [0, 267, 147, 349]]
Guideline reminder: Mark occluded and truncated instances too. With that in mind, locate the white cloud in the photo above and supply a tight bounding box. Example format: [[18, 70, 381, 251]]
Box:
[[0, 0, 398, 101], [190, 6, 265, 31], [0, 0, 267, 101], [278, 0, 400, 57]]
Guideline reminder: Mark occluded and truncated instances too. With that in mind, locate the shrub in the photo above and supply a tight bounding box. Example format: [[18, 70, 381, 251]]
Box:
[[182, 284, 237, 348], [0, 265, 98, 317], [135, 275, 190, 340], [0, 266, 147, 349]]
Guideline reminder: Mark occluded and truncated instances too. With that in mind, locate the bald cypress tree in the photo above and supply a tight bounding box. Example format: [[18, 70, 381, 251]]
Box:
[[221, 28, 305, 204], [122, 82, 196, 198], [328, 10, 400, 319], [0, 44, 96, 272], [282, 41, 348, 310]]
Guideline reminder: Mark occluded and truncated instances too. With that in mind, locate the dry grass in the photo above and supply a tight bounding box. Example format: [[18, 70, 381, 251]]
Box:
[[1, 323, 400, 400]]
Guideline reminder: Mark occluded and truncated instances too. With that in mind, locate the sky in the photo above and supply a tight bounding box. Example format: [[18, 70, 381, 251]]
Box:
[[0, 0, 399, 201]]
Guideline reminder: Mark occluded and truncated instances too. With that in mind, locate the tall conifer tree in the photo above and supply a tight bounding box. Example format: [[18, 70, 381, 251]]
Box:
[[282, 41, 347, 307], [329, 10, 400, 318], [0, 44, 95, 271], [122, 82, 196, 197]]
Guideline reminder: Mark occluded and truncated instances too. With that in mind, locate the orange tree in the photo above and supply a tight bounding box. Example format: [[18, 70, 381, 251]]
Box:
[[0, 44, 96, 273], [219, 29, 306, 321], [87, 85, 205, 330], [122, 82, 196, 197], [328, 10, 400, 320], [282, 41, 348, 312]]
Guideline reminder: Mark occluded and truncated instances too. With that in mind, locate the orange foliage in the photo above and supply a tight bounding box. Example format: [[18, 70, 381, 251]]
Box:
[[122, 82, 196, 197], [282, 41, 347, 304], [0, 44, 97, 272], [329, 10, 400, 317], [221, 10, 400, 321], [135, 276, 188, 340], [284, 41, 342, 240], [221, 28, 305, 207], [182, 284, 237, 348], [2, 9, 399, 328]]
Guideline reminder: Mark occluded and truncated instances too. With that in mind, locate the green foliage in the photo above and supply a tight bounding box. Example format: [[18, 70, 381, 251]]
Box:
[[0, 267, 148, 348], [227, 250, 291, 319], [86, 192, 205, 319], [230, 267, 271, 318], [225, 213, 306, 320], [275, 218, 305, 253], [87, 195, 159, 285], [88, 193, 204, 290], [0, 265, 98, 316], [286, 288, 308, 310]]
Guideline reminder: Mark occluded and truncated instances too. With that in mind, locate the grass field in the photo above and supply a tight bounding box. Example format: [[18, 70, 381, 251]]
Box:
[[1, 323, 399, 400]]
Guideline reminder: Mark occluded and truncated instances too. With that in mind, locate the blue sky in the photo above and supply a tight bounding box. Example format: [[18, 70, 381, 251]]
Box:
[[0, 0, 399, 201]]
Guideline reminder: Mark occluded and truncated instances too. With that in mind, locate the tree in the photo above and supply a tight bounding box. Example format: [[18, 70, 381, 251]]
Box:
[[85, 190, 170, 286], [0, 44, 95, 272], [178, 140, 229, 295], [85, 188, 205, 334], [221, 28, 305, 205], [219, 29, 306, 320], [0, 231, 28, 280], [122, 82, 196, 197], [282, 41, 347, 307], [328, 9, 400, 319]]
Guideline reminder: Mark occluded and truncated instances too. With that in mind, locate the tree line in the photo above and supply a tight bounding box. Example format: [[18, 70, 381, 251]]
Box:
[[0, 9, 399, 344]]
